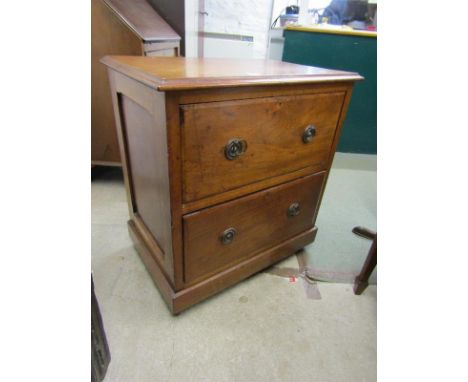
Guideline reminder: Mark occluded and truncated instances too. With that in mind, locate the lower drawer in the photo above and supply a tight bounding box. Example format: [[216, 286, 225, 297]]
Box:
[[183, 172, 326, 283]]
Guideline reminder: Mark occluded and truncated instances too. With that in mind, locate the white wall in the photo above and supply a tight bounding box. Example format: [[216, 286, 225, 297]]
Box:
[[203, 0, 273, 59], [184, 0, 199, 57]]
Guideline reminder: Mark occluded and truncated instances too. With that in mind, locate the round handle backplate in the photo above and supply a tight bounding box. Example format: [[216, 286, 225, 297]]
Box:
[[287, 202, 301, 218], [220, 228, 237, 245], [224, 139, 247, 160], [302, 125, 317, 143]]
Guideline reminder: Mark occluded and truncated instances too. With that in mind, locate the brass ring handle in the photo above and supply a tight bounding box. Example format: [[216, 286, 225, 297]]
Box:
[[287, 203, 301, 218], [225, 139, 247, 160], [302, 125, 317, 143], [220, 228, 237, 245]]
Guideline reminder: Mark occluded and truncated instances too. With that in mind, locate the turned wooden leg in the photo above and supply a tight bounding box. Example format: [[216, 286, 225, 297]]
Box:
[[352, 227, 377, 295]]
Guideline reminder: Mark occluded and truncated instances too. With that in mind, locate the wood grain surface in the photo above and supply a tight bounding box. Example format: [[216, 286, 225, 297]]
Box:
[[183, 173, 325, 283], [103, 0, 180, 42], [92, 0, 180, 166], [173, 227, 318, 313], [181, 91, 345, 202], [120, 94, 173, 265], [92, 0, 143, 164], [100, 56, 363, 91], [102, 56, 360, 313]]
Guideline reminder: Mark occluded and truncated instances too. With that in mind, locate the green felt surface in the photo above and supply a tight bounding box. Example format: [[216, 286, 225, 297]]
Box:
[[283, 29, 377, 154]]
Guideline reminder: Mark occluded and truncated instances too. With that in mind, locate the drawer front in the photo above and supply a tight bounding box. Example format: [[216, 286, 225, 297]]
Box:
[[183, 172, 325, 283], [181, 91, 344, 203]]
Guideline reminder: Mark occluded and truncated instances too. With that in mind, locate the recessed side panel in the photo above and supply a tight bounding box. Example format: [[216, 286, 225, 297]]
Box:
[[120, 94, 173, 262]]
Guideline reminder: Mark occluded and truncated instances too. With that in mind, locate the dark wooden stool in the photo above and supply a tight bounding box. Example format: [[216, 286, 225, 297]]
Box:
[[352, 227, 377, 295]]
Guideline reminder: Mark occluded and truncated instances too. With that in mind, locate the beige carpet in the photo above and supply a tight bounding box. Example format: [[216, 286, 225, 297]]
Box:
[[92, 153, 377, 382]]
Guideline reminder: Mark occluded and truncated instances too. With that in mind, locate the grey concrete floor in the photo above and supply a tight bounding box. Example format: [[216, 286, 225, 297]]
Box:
[[92, 153, 377, 382]]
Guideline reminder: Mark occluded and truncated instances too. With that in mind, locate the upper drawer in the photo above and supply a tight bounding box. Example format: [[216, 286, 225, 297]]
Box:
[[181, 91, 345, 203]]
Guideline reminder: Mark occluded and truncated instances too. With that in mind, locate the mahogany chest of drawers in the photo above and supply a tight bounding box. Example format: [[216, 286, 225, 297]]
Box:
[[101, 56, 361, 314]]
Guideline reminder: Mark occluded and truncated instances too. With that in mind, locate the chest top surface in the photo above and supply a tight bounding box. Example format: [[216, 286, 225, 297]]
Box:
[[101, 56, 362, 91]]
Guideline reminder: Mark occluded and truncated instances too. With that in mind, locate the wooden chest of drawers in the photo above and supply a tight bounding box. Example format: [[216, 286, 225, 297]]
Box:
[[101, 56, 361, 314]]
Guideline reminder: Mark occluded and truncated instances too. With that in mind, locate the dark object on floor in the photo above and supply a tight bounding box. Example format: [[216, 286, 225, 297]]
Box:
[[92, 277, 111, 382], [352, 226, 377, 295], [91, 165, 123, 181]]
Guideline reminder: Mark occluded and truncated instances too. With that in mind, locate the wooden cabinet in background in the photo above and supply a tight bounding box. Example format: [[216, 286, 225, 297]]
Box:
[[91, 0, 180, 166], [101, 56, 362, 314]]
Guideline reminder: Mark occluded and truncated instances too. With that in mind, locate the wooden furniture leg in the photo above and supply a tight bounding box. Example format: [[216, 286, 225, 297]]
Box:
[[352, 226, 377, 295]]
